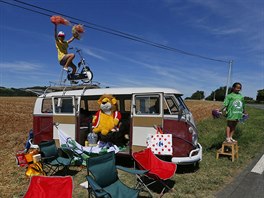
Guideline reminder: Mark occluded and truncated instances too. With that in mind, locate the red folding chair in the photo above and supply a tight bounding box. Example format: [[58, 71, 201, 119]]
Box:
[[132, 148, 177, 197], [24, 176, 73, 198]]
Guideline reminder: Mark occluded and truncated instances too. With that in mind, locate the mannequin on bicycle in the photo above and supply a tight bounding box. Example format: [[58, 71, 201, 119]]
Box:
[[54, 24, 78, 76]]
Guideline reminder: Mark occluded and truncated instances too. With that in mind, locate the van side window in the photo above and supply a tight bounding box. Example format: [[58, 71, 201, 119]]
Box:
[[54, 98, 74, 114], [135, 95, 160, 115], [42, 98, 53, 113], [164, 96, 179, 115]]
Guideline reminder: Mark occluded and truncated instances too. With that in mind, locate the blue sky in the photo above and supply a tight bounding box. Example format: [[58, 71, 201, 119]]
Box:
[[0, 0, 263, 99]]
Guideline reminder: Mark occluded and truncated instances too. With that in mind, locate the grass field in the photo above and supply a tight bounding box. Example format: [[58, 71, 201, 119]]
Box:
[[0, 97, 263, 197]]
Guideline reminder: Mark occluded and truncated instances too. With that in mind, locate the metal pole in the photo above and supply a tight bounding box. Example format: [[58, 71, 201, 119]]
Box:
[[213, 91, 216, 101], [225, 60, 233, 97]]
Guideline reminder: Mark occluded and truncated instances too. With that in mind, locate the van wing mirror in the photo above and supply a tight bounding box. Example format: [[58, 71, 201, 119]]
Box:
[[178, 105, 185, 120]]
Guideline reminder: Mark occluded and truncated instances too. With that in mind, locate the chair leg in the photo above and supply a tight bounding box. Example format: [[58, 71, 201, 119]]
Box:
[[42, 164, 57, 176], [135, 175, 154, 197], [158, 180, 174, 197], [63, 166, 69, 175], [136, 176, 173, 198], [87, 187, 98, 198], [42, 164, 50, 175]]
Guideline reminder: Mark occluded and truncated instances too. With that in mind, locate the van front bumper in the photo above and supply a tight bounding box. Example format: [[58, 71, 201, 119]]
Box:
[[171, 143, 202, 165]]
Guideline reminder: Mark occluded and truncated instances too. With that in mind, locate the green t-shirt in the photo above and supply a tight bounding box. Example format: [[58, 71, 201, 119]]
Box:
[[223, 92, 245, 120]]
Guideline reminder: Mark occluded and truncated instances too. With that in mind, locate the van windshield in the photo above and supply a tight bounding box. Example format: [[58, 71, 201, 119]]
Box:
[[163, 95, 186, 115]]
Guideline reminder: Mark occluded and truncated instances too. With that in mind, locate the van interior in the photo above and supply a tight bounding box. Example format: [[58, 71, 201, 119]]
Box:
[[40, 93, 182, 155]]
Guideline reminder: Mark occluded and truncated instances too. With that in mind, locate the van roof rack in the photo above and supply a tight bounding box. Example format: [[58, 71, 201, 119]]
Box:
[[43, 82, 100, 97]]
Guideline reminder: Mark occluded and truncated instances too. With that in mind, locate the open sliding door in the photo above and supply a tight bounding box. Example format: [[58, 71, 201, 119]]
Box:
[[131, 93, 163, 153], [52, 96, 80, 142]]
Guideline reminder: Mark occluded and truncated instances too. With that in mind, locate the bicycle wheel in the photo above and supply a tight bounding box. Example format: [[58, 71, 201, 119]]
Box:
[[81, 67, 93, 83]]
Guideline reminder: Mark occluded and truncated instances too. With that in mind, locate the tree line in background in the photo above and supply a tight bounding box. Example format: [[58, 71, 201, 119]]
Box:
[[0, 87, 38, 96], [186, 86, 264, 103], [0, 86, 264, 103]]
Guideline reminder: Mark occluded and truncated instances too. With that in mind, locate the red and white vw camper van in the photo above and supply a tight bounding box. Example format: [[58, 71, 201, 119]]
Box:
[[32, 86, 202, 165]]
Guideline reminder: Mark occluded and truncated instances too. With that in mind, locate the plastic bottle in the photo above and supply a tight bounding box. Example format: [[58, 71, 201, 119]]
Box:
[[87, 132, 98, 146], [85, 139, 89, 147]]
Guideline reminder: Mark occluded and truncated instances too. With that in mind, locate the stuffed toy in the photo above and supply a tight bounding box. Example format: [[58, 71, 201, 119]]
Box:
[[92, 94, 121, 136]]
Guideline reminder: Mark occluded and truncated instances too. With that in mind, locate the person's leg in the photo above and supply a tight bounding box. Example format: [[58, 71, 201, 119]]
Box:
[[226, 121, 231, 142], [68, 62, 77, 75], [64, 54, 76, 74], [230, 121, 238, 142]]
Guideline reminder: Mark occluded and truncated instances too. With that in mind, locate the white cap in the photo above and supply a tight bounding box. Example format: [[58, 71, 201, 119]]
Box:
[[58, 31, 65, 37]]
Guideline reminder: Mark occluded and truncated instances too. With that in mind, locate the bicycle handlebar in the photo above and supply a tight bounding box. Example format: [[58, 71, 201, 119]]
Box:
[[69, 47, 85, 63]]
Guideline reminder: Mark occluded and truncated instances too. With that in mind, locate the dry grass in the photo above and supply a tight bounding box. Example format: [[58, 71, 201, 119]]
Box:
[[0, 97, 36, 197], [0, 97, 221, 197], [185, 100, 222, 122]]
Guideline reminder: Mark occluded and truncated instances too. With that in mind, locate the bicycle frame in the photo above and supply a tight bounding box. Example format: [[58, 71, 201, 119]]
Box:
[[67, 47, 93, 84], [75, 49, 87, 72]]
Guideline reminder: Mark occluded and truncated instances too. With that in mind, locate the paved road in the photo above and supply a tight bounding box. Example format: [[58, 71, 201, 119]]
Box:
[[246, 104, 264, 110], [216, 105, 264, 198], [216, 152, 264, 198]]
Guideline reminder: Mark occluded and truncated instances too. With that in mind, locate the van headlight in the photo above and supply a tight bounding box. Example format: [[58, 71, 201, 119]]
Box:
[[192, 133, 198, 146], [189, 126, 198, 146], [188, 126, 194, 134]]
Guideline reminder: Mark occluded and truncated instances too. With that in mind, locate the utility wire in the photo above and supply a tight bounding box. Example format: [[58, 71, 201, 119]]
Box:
[[1, 0, 230, 63], [12, 0, 229, 63]]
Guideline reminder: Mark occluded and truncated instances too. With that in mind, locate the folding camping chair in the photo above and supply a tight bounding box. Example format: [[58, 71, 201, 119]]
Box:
[[24, 175, 73, 198], [39, 140, 75, 175], [132, 148, 177, 197], [86, 151, 148, 198]]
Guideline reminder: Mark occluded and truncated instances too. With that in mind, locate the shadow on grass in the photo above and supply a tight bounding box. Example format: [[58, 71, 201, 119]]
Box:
[[207, 142, 224, 151], [176, 163, 200, 174], [116, 155, 134, 167], [138, 176, 175, 197], [50, 166, 82, 176]]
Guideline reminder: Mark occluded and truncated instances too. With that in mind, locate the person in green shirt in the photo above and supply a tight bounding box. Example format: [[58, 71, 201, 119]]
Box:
[[221, 82, 246, 143]]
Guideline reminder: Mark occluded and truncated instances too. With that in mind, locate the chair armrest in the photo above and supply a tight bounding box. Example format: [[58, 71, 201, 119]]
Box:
[[116, 165, 149, 175], [86, 176, 110, 197]]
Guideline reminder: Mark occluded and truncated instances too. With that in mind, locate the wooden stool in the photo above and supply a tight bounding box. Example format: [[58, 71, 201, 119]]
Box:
[[216, 141, 238, 162]]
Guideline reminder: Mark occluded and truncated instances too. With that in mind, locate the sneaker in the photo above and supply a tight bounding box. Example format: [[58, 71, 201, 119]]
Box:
[[230, 138, 237, 143], [63, 67, 69, 71], [225, 138, 232, 143]]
